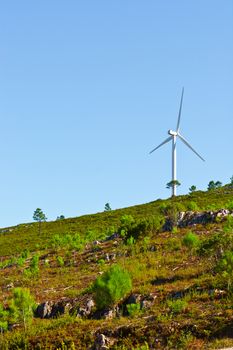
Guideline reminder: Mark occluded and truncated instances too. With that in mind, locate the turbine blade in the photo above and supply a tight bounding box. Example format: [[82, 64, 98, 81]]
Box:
[[176, 87, 184, 132], [149, 136, 173, 154], [178, 133, 205, 161]]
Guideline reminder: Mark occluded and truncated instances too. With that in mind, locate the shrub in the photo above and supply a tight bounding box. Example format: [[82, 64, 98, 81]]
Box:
[[223, 216, 233, 233], [167, 299, 188, 314], [126, 303, 141, 317], [182, 232, 200, 250], [9, 288, 35, 332], [217, 250, 233, 290], [126, 236, 135, 246], [0, 303, 9, 332], [226, 200, 233, 211], [93, 264, 132, 309], [57, 256, 65, 267], [119, 215, 163, 241], [187, 201, 199, 211]]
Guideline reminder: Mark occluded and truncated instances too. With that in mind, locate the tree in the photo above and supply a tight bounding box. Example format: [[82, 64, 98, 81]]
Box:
[[93, 264, 132, 309], [230, 176, 233, 185], [207, 181, 222, 191], [104, 203, 112, 212], [166, 180, 181, 192], [189, 185, 197, 194], [9, 288, 35, 332], [33, 208, 47, 235], [56, 215, 65, 220]]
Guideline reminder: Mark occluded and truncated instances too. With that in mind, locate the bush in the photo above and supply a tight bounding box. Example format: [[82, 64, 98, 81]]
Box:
[[126, 303, 141, 317], [93, 264, 132, 309], [167, 299, 188, 314], [0, 303, 9, 332], [118, 215, 163, 241], [57, 256, 65, 267], [182, 232, 200, 250], [217, 250, 233, 290], [9, 288, 35, 332], [187, 201, 199, 211]]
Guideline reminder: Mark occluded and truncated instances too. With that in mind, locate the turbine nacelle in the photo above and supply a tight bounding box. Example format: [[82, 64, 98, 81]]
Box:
[[168, 130, 178, 136]]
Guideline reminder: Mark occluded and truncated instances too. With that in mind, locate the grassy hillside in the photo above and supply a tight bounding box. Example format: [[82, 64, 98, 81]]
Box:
[[0, 185, 233, 349]]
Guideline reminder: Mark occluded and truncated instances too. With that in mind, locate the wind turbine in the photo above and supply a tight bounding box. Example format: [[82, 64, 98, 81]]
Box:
[[149, 88, 205, 197]]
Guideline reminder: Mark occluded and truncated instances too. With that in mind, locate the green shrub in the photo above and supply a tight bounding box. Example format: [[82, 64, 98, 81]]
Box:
[[126, 303, 141, 317], [119, 216, 163, 241], [9, 288, 35, 332], [126, 236, 135, 246], [24, 254, 40, 278], [93, 264, 132, 309], [226, 200, 233, 211], [224, 216, 233, 233], [187, 201, 199, 211], [217, 250, 233, 290], [167, 299, 188, 314], [0, 303, 9, 332], [57, 256, 65, 267], [182, 232, 200, 250]]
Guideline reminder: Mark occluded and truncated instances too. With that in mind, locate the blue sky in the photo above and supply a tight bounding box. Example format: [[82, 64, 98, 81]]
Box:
[[0, 1, 232, 227]]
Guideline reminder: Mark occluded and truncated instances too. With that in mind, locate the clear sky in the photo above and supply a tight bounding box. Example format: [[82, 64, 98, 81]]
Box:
[[0, 1, 232, 228]]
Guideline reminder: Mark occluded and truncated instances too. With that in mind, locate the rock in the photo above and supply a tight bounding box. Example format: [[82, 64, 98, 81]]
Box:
[[105, 232, 119, 241], [77, 299, 95, 317], [126, 293, 142, 305], [4, 282, 14, 290], [94, 333, 114, 350], [35, 299, 75, 319], [125, 293, 157, 312], [163, 209, 233, 231], [93, 305, 120, 320], [35, 301, 54, 318]]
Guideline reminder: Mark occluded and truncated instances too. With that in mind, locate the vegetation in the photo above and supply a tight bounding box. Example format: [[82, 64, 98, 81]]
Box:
[[104, 203, 112, 211], [0, 184, 233, 348], [33, 208, 47, 235], [92, 264, 132, 309]]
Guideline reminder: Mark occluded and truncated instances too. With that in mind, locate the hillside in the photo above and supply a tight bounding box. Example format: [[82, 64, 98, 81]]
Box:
[[0, 185, 233, 349]]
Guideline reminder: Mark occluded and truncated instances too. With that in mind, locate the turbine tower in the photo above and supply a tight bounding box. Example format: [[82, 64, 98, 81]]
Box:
[[149, 88, 205, 197]]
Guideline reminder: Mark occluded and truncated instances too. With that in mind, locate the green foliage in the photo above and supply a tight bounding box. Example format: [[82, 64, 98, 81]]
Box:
[[230, 176, 233, 185], [52, 233, 85, 251], [93, 264, 132, 309], [167, 299, 188, 314], [57, 256, 65, 267], [0, 303, 9, 332], [226, 200, 233, 211], [182, 232, 200, 250], [217, 250, 233, 290], [223, 215, 233, 233], [104, 203, 112, 211], [126, 236, 135, 246], [33, 208, 47, 222], [166, 180, 181, 190], [186, 201, 199, 211], [208, 180, 222, 191], [24, 254, 39, 277], [160, 202, 185, 230], [119, 215, 164, 241], [9, 288, 35, 332], [56, 215, 65, 220], [126, 303, 141, 317], [189, 185, 197, 193], [33, 208, 47, 235]]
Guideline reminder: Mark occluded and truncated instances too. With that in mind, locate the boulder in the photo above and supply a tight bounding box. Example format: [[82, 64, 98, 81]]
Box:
[[94, 333, 114, 350]]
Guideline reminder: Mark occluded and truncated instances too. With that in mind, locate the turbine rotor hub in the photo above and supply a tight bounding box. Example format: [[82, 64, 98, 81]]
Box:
[[168, 129, 178, 136]]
